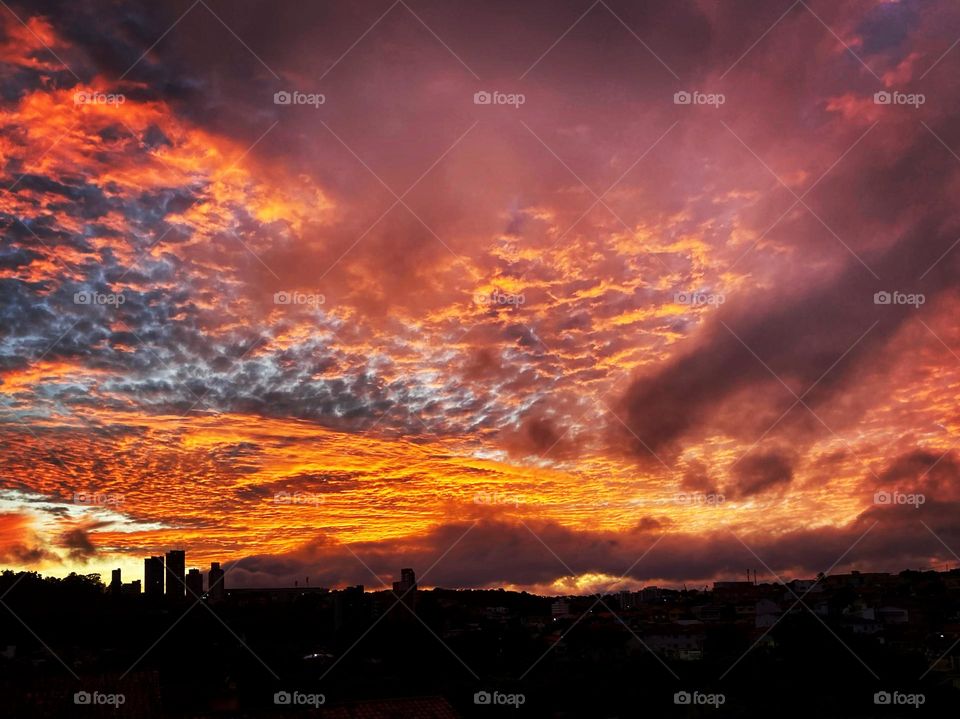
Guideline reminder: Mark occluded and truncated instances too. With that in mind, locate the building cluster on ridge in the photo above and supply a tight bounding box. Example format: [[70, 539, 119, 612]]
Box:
[[108, 550, 225, 601], [107, 555, 420, 608]]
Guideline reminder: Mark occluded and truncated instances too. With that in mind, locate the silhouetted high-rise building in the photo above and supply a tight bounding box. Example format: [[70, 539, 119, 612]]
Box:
[[185, 568, 203, 598], [165, 550, 185, 599], [392, 567, 418, 618], [208, 562, 225, 602], [122, 580, 141, 596], [393, 568, 417, 595], [145, 556, 164, 598], [110, 568, 122, 596]]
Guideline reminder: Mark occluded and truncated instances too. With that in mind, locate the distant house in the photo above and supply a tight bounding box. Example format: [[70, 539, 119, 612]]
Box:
[[841, 616, 883, 635], [791, 579, 816, 591], [755, 599, 782, 628], [823, 571, 893, 589], [878, 606, 909, 624], [643, 626, 705, 660], [551, 600, 571, 619], [812, 600, 830, 617], [734, 602, 755, 618], [925, 635, 960, 674], [713, 581, 758, 601], [484, 606, 509, 620], [639, 586, 662, 602], [693, 604, 726, 622]]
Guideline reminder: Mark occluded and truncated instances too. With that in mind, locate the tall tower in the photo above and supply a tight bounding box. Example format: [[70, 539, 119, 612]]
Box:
[[391, 567, 418, 618], [208, 562, 225, 602], [165, 550, 186, 599], [185, 568, 204, 598], [393, 568, 417, 594], [144, 556, 164, 598]]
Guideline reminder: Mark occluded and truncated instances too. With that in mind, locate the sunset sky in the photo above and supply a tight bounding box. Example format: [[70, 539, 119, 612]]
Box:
[[2, 0, 960, 594]]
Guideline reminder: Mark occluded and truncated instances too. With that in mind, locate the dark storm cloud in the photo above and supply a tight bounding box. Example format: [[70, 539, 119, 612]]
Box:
[[0, 543, 55, 564], [680, 459, 718, 495], [505, 414, 565, 456], [59, 524, 100, 562], [856, 0, 919, 55], [873, 449, 960, 502], [226, 498, 960, 589], [617, 206, 960, 460], [728, 450, 794, 498]]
